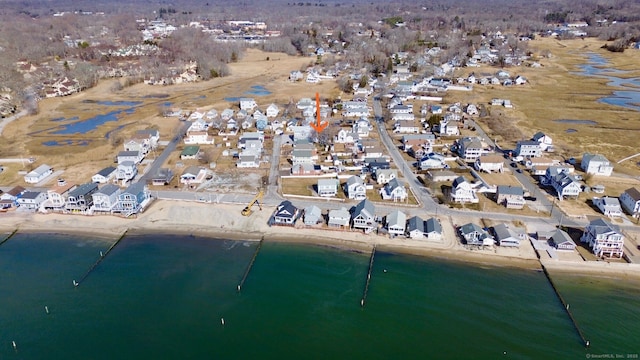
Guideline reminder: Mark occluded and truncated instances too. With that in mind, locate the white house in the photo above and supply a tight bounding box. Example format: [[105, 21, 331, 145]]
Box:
[[180, 166, 207, 185], [620, 187, 640, 218], [581, 153, 613, 176], [24, 164, 53, 184], [580, 218, 624, 258], [493, 223, 521, 247], [375, 168, 397, 185], [117, 150, 144, 164], [92, 166, 116, 184], [380, 178, 408, 202], [439, 119, 460, 136], [456, 137, 484, 162], [328, 207, 351, 228], [266, 103, 280, 118], [317, 178, 339, 197], [514, 140, 542, 158], [458, 223, 494, 246], [115, 161, 138, 185], [474, 154, 504, 173], [239, 98, 258, 111], [92, 184, 121, 212], [592, 196, 623, 218], [386, 210, 407, 236], [450, 176, 478, 203], [532, 132, 553, 151], [393, 120, 419, 134], [351, 199, 376, 233], [345, 176, 367, 200], [418, 153, 447, 170], [17, 190, 47, 210]]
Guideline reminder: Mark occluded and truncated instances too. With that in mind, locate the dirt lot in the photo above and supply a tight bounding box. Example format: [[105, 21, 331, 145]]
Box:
[[0, 48, 339, 186], [480, 172, 524, 187]]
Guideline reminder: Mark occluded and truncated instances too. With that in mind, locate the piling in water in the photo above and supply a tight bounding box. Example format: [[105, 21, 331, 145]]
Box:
[[0, 229, 18, 247], [75, 230, 128, 287], [361, 245, 376, 308], [542, 265, 590, 347], [237, 237, 264, 292]]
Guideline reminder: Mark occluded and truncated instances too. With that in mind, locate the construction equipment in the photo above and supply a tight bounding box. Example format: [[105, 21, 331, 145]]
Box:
[[241, 190, 264, 216]]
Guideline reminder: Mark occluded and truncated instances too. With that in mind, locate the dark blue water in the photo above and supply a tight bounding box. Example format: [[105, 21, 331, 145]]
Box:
[[52, 108, 136, 135], [42, 140, 92, 147], [576, 53, 640, 111], [0, 233, 638, 359]]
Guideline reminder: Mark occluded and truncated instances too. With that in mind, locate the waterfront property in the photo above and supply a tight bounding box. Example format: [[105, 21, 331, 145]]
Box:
[[351, 199, 376, 233], [180, 166, 207, 185], [385, 210, 407, 236], [0, 185, 25, 209], [580, 218, 624, 258], [65, 182, 99, 212], [458, 223, 494, 246], [492, 223, 522, 247], [92, 184, 121, 212], [17, 190, 47, 210], [407, 216, 442, 240], [113, 182, 150, 215], [303, 205, 323, 226], [273, 200, 299, 226], [550, 229, 576, 251], [328, 207, 350, 228], [150, 168, 174, 186], [45, 182, 76, 211]]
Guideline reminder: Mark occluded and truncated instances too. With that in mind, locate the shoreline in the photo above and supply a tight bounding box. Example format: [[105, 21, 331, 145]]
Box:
[[0, 199, 638, 279]]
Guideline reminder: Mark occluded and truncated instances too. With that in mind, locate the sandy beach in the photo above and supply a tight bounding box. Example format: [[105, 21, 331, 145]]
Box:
[[1, 199, 639, 280]]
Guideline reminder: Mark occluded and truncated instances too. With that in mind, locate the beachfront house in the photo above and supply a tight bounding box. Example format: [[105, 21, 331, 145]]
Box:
[[328, 207, 351, 228], [303, 205, 323, 226], [386, 210, 407, 236], [0, 185, 25, 209], [474, 154, 504, 173], [592, 196, 623, 218], [581, 153, 613, 176], [450, 176, 478, 204], [620, 187, 640, 218], [580, 218, 624, 258], [45, 183, 76, 211], [114, 182, 150, 215], [92, 166, 116, 184], [273, 200, 299, 226], [458, 223, 494, 246], [351, 199, 376, 233], [17, 190, 47, 211], [407, 216, 442, 240], [24, 164, 53, 184], [379, 178, 408, 202], [345, 176, 367, 200], [65, 182, 99, 212], [492, 223, 521, 247], [496, 185, 525, 209], [550, 229, 576, 251], [92, 184, 121, 213], [317, 179, 339, 197]]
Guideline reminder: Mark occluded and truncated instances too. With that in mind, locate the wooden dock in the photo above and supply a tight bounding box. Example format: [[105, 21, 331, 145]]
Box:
[[542, 265, 590, 347], [361, 245, 376, 307], [237, 237, 264, 292], [0, 229, 18, 247], [74, 230, 128, 287]]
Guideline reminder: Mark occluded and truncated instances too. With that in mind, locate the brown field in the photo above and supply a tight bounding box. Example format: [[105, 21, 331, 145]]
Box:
[[450, 37, 640, 176], [480, 172, 524, 187], [0, 49, 340, 186]]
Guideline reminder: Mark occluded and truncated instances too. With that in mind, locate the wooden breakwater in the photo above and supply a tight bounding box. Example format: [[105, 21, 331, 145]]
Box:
[[0, 229, 18, 247], [541, 265, 590, 348], [74, 230, 128, 287], [360, 245, 376, 307], [237, 237, 264, 292]]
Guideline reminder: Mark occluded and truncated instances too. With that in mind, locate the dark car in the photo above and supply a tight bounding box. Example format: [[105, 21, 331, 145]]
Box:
[[510, 162, 518, 168], [516, 169, 522, 173]]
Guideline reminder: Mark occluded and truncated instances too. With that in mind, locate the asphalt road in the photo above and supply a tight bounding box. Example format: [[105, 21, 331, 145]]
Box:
[[138, 120, 192, 184]]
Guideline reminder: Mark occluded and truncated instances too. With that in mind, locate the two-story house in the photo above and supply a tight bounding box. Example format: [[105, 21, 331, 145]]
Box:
[[496, 185, 525, 209], [514, 140, 542, 158], [317, 179, 339, 197], [92, 184, 121, 213], [474, 154, 504, 173], [581, 153, 613, 176], [273, 200, 299, 226], [65, 182, 99, 212], [580, 218, 624, 258], [592, 196, 623, 218], [458, 223, 494, 246], [374, 168, 397, 185], [351, 199, 376, 233], [386, 210, 407, 236], [620, 187, 640, 218], [450, 176, 478, 203], [345, 176, 367, 200], [380, 178, 408, 202]]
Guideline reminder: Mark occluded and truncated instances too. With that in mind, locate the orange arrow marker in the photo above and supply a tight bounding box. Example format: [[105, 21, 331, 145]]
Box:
[[310, 92, 328, 133]]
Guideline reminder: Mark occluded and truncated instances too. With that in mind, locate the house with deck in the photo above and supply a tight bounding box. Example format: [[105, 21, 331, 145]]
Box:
[[273, 200, 299, 226], [351, 199, 376, 233], [114, 182, 150, 215], [17, 191, 47, 210], [92, 184, 121, 212], [239, 98, 258, 111], [620, 187, 640, 218], [328, 207, 350, 228], [592, 196, 623, 218], [407, 216, 442, 240], [0, 185, 25, 209], [496, 185, 525, 209], [458, 223, 494, 246], [545, 167, 581, 200], [345, 176, 367, 200], [24, 164, 53, 184], [450, 176, 478, 203], [92, 166, 116, 184], [117, 151, 143, 165], [492, 223, 521, 247], [418, 153, 447, 170], [115, 161, 137, 185], [580, 218, 624, 258], [550, 229, 576, 251], [386, 210, 407, 236], [380, 178, 408, 202], [456, 137, 484, 162], [65, 182, 99, 212], [45, 183, 76, 211], [474, 154, 504, 173], [581, 153, 613, 176]]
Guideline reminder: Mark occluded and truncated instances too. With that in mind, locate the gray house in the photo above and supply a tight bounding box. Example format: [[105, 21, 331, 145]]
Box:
[[458, 223, 494, 246], [351, 199, 376, 233], [386, 210, 407, 236], [92, 184, 121, 212], [303, 205, 323, 226], [328, 207, 351, 228], [550, 229, 576, 251], [492, 223, 521, 247], [496, 185, 525, 209], [317, 178, 339, 197], [65, 182, 99, 212]]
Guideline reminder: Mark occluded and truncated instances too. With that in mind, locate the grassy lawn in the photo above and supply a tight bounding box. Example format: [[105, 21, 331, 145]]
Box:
[[480, 172, 523, 187]]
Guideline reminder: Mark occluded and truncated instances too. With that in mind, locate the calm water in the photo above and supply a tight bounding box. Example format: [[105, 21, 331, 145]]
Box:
[[1, 233, 638, 359], [577, 53, 640, 111]]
